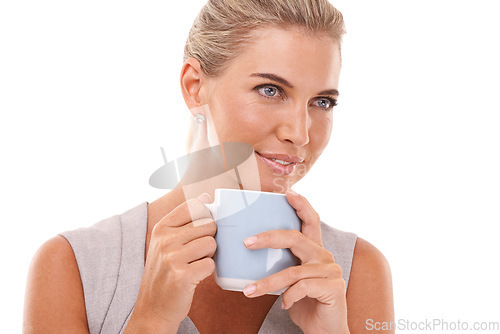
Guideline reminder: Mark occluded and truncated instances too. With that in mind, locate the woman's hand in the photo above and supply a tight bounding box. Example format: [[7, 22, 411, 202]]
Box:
[[242, 190, 349, 334], [127, 193, 216, 332]]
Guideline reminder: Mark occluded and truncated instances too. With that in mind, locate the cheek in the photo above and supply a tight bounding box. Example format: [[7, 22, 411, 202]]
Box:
[[309, 117, 333, 151], [212, 99, 269, 141], [300, 123, 331, 179]]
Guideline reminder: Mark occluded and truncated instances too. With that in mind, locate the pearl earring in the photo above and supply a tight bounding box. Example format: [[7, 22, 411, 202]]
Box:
[[194, 113, 206, 124]]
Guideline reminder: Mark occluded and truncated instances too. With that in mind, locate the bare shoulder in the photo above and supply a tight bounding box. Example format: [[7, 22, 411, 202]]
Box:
[[23, 235, 89, 333], [346, 237, 395, 333]]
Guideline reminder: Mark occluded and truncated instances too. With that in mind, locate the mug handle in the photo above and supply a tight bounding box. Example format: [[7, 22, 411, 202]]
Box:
[[204, 203, 217, 219]]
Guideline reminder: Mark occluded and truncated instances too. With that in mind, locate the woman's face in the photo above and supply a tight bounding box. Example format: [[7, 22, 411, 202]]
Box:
[[200, 27, 342, 193]]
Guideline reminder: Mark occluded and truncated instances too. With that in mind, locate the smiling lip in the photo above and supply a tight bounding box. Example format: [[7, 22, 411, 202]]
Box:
[[255, 151, 303, 176], [256, 152, 304, 163]]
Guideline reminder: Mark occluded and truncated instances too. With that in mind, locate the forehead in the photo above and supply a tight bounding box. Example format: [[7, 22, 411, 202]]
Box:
[[223, 26, 342, 89]]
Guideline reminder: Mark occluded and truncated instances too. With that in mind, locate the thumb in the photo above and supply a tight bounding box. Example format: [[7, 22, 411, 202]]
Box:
[[197, 192, 212, 204]]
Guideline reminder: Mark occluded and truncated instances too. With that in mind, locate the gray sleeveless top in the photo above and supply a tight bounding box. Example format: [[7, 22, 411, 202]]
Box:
[[59, 201, 357, 334]]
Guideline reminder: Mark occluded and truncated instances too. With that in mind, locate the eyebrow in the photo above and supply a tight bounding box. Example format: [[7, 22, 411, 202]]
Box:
[[250, 72, 339, 96]]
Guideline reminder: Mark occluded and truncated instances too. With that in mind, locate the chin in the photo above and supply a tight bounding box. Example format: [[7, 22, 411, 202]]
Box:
[[257, 175, 291, 194]]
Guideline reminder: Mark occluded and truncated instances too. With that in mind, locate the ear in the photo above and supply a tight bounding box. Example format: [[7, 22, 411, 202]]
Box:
[[180, 58, 207, 115]]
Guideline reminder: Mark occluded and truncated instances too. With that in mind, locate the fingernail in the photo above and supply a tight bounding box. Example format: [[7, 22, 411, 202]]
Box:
[[281, 301, 285, 309], [288, 188, 298, 196], [197, 193, 211, 204], [243, 284, 256, 296], [243, 235, 257, 247]]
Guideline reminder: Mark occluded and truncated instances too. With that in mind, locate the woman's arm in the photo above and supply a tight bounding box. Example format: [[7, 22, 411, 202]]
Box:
[[346, 237, 395, 333], [23, 235, 89, 333]]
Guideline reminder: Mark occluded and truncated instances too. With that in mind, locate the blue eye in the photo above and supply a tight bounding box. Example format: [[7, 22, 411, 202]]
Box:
[[264, 86, 277, 96], [257, 85, 282, 98], [314, 98, 338, 111]]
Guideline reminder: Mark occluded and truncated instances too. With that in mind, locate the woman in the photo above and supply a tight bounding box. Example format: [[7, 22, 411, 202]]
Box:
[[24, 0, 394, 333]]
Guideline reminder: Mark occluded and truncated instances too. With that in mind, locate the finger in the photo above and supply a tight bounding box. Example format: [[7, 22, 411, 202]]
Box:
[[156, 194, 213, 229], [192, 217, 215, 228], [286, 190, 323, 246], [174, 219, 217, 245], [281, 277, 345, 310], [179, 236, 217, 264], [243, 229, 326, 264], [243, 263, 337, 298], [187, 257, 216, 284]]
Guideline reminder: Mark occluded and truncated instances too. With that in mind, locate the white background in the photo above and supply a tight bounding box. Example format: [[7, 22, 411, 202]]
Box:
[[1, 0, 499, 332]]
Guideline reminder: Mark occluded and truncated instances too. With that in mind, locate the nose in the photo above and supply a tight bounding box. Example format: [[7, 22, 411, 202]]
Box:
[[276, 103, 310, 147]]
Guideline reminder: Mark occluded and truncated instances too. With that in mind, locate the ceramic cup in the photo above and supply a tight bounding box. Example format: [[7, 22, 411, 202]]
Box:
[[204, 188, 301, 295]]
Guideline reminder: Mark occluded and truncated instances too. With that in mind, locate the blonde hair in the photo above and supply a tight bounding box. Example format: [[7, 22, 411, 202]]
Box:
[[183, 0, 346, 152]]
